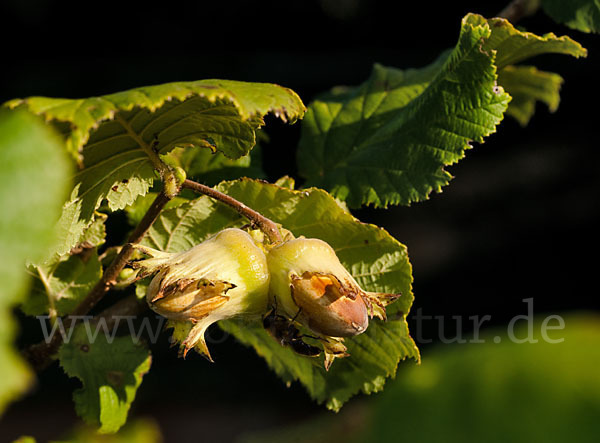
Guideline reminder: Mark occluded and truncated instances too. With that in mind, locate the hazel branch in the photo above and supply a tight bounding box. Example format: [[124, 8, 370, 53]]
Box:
[[182, 179, 283, 244], [497, 0, 540, 23], [24, 190, 174, 371]]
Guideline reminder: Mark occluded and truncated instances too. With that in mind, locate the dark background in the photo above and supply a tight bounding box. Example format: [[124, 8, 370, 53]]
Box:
[[1, 0, 598, 441]]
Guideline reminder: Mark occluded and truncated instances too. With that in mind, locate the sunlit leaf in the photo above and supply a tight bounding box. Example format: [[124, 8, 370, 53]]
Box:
[[5, 80, 304, 258], [297, 15, 509, 208], [466, 14, 587, 69], [141, 178, 418, 411], [470, 13, 587, 126], [298, 13, 586, 207]]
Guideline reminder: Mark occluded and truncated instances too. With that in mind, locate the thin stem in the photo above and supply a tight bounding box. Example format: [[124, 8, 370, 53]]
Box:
[[36, 266, 57, 323], [24, 191, 173, 371], [25, 295, 147, 372], [73, 192, 172, 315], [497, 0, 540, 23], [182, 179, 282, 244]]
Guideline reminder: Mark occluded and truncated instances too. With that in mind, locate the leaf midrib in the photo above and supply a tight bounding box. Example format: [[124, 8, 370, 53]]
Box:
[[319, 24, 492, 177]]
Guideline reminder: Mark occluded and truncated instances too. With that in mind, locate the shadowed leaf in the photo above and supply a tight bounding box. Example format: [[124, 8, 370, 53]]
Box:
[[59, 329, 152, 434], [542, 0, 600, 33]]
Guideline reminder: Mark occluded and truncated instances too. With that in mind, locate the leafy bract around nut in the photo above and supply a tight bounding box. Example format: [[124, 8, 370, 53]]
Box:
[[139, 178, 418, 411], [267, 237, 399, 370], [132, 228, 270, 360]]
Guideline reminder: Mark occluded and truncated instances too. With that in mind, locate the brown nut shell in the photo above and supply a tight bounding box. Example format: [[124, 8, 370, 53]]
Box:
[[291, 272, 368, 337]]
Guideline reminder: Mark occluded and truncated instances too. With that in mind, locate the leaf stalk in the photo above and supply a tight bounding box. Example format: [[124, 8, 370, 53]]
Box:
[[182, 179, 283, 244]]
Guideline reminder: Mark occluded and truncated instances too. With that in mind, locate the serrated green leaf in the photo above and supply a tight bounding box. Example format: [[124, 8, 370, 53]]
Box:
[[0, 109, 71, 415], [498, 65, 563, 126], [141, 178, 418, 411], [464, 13, 587, 68], [175, 143, 266, 186], [298, 15, 510, 208], [79, 215, 108, 249], [124, 193, 189, 227], [182, 146, 252, 175], [49, 157, 155, 259], [298, 13, 587, 208], [467, 13, 586, 125], [274, 175, 296, 189], [59, 329, 151, 434], [5, 80, 304, 258], [542, 0, 600, 33], [23, 250, 103, 317], [6, 80, 304, 162], [21, 215, 106, 318]]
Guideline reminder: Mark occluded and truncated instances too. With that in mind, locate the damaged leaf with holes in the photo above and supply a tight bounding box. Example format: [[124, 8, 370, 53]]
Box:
[[58, 327, 151, 434], [3, 80, 305, 259]]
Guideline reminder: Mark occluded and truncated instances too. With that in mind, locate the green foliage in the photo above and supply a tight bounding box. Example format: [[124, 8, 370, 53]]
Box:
[[240, 315, 600, 443], [125, 193, 189, 227], [22, 214, 106, 317], [5, 80, 304, 259], [0, 110, 71, 415], [1, 6, 593, 434], [174, 135, 267, 185], [23, 250, 103, 317], [467, 14, 587, 68], [5, 80, 304, 162], [497, 65, 563, 125], [363, 315, 600, 443], [13, 418, 163, 443], [297, 13, 586, 208], [65, 418, 162, 443], [0, 109, 72, 298], [297, 15, 510, 208], [59, 328, 152, 434], [141, 178, 419, 411], [542, 0, 600, 33], [470, 13, 587, 126]]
